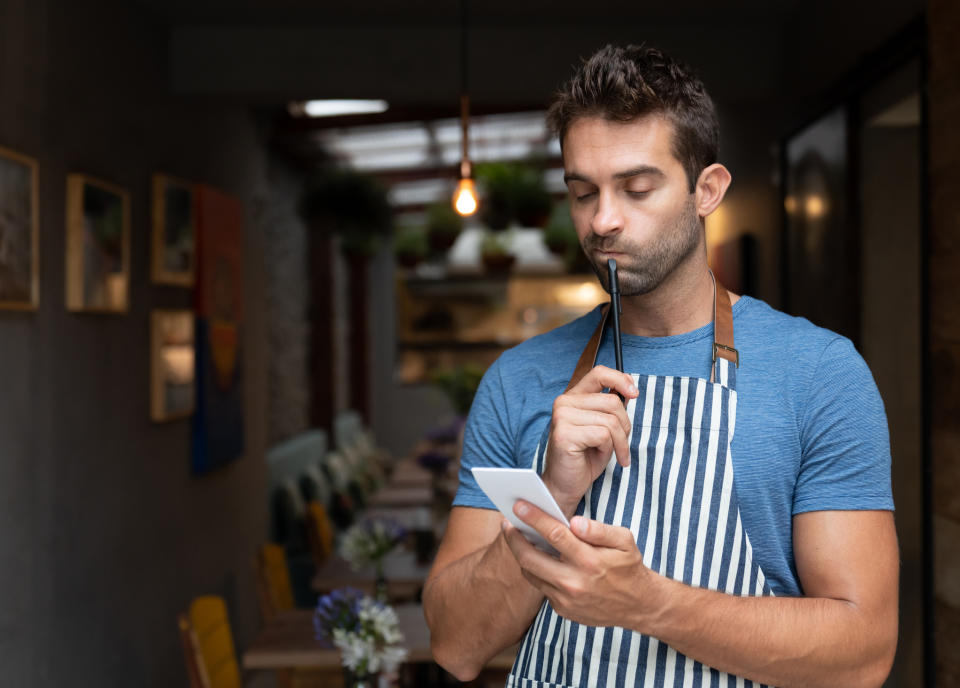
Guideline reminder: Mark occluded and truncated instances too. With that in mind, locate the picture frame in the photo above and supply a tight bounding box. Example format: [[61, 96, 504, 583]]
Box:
[[150, 309, 196, 422], [151, 174, 196, 286], [65, 174, 131, 313], [0, 146, 39, 310]]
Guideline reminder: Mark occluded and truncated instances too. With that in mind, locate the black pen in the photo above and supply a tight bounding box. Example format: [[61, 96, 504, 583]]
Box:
[[608, 258, 624, 374], [607, 259, 626, 404]]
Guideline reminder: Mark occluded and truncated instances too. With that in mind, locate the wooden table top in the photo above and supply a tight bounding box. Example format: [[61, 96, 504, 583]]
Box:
[[311, 550, 434, 599], [386, 459, 434, 489], [242, 606, 517, 671], [367, 484, 435, 509]]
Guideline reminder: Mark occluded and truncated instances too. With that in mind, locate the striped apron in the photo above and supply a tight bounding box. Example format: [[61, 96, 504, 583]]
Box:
[[507, 281, 774, 688]]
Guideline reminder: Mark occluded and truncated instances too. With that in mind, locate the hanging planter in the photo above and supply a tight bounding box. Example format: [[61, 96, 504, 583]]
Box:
[[394, 226, 428, 268], [425, 203, 464, 256], [300, 168, 393, 257]]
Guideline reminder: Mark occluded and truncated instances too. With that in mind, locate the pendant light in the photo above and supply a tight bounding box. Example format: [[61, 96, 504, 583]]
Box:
[[452, 0, 478, 216]]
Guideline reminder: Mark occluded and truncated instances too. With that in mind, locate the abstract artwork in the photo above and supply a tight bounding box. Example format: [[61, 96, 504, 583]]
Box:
[[65, 174, 130, 313], [151, 174, 196, 286], [192, 184, 244, 474], [150, 309, 195, 422], [0, 146, 39, 309]]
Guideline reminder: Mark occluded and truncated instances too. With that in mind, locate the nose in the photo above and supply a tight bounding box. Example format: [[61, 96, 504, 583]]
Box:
[[590, 190, 623, 237]]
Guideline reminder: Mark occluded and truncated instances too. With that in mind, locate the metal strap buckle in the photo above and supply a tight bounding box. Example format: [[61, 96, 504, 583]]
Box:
[[713, 342, 740, 367]]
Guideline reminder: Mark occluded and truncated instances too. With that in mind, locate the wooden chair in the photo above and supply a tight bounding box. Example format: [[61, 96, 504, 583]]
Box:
[[255, 543, 296, 623], [180, 596, 242, 688], [304, 501, 335, 568]]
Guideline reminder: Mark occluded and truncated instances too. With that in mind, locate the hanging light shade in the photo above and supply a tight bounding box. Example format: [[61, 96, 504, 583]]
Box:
[[452, 0, 478, 217]]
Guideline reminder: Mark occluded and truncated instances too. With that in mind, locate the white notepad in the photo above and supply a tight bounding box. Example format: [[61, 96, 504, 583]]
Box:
[[472, 467, 570, 556]]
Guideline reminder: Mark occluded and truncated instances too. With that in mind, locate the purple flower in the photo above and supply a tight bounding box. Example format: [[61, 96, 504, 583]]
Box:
[[417, 450, 452, 473], [314, 587, 364, 641]]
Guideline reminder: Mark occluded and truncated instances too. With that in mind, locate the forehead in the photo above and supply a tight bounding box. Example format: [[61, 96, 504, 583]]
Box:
[[561, 115, 684, 179]]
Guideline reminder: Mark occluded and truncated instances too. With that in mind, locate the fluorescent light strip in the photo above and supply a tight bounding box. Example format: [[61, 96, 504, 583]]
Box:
[[302, 99, 389, 117]]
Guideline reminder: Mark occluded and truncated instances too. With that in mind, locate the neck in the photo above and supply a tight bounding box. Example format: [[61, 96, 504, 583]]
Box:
[[617, 251, 717, 337]]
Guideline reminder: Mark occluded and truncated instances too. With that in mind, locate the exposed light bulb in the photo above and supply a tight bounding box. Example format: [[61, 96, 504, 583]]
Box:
[[453, 178, 478, 216]]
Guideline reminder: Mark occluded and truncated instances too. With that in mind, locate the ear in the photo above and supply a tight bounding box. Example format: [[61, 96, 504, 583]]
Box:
[[694, 163, 732, 218]]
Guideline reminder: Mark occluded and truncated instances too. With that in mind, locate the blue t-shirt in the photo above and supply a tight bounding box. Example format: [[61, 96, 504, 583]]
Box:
[[453, 296, 893, 597]]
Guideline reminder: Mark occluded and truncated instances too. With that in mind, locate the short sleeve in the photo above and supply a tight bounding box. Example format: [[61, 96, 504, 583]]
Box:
[[793, 337, 894, 514], [452, 359, 520, 510]]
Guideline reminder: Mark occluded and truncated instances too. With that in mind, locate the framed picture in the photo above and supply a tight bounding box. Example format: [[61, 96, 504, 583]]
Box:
[[65, 174, 130, 313], [151, 174, 196, 286], [0, 146, 39, 310], [150, 309, 196, 422]]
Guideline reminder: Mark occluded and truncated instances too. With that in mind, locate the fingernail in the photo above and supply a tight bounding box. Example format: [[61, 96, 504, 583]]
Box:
[[572, 517, 587, 536], [501, 519, 509, 532], [515, 501, 529, 516], [629, 384, 638, 395]]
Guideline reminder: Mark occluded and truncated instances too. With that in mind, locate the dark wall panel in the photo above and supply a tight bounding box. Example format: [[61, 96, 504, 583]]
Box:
[[0, 0, 269, 684]]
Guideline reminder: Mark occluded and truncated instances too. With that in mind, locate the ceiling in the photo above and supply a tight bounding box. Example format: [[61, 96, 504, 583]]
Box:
[[134, 0, 924, 113], [130, 0, 926, 190]]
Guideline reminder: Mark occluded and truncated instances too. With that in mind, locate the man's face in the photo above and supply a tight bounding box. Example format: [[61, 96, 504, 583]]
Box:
[[562, 115, 703, 297]]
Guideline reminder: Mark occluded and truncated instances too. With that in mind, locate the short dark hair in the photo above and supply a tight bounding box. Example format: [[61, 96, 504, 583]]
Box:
[[547, 45, 719, 192]]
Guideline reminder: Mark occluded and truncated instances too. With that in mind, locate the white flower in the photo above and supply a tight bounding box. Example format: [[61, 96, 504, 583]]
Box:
[[329, 596, 407, 675]]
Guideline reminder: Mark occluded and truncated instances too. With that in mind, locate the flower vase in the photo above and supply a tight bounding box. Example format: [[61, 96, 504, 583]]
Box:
[[374, 560, 389, 603], [343, 667, 375, 688]]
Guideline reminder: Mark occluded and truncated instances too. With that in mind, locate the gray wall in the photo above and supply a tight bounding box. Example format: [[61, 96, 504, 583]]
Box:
[[0, 0, 270, 684]]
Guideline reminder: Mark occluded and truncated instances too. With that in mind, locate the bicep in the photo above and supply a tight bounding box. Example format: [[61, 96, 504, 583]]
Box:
[[793, 510, 898, 620], [427, 506, 504, 583]]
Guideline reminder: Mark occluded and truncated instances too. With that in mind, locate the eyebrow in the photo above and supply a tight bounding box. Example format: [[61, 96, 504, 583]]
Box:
[[564, 165, 666, 185]]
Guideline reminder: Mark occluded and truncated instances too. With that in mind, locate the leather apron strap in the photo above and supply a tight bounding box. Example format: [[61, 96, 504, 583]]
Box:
[[566, 277, 737, 391]]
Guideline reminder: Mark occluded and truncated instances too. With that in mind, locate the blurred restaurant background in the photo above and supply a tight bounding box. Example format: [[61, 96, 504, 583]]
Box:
[[0, 0, 957, 685]]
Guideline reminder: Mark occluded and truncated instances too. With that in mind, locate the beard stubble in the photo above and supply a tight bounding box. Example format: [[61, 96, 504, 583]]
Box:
[[582, 197, 703, 297]]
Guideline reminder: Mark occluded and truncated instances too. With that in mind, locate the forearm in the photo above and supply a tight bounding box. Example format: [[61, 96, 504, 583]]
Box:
[[423, 530, 544, 680], [638, 576, 897, 688]]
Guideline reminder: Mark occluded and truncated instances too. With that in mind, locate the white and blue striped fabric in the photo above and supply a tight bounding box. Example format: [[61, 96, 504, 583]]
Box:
[[508, 357, 774, 688]]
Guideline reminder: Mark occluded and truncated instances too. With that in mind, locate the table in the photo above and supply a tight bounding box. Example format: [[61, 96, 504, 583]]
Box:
[[311, 551, 433, 601], [386, 459, 434, 489], [242, 605, 517, 672], [367, 485, 435, 509]]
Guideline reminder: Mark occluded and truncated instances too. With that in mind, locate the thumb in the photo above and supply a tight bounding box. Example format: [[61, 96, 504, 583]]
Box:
[[570, 516, 635, 550]]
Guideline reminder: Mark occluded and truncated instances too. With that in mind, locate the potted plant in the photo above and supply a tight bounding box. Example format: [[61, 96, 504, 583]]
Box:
[[393, 226, 427, 268], [314, 587, 407, 687], [512, 167, 554, 228], [300, 168, 393, 257], [480, 231, 515, 273], [424, 203, 463, 256], [475, 162, 516, 231]]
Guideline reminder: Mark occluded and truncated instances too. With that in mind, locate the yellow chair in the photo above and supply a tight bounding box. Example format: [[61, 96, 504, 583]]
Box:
[[183, 596, 242, 688], [255, 543, 296, 622], [305, 501, 335, 568]]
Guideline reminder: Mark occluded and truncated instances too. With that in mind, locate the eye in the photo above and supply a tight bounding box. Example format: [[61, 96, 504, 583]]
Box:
[[574, 191, 597, 202], [626, 190, 651, 199]]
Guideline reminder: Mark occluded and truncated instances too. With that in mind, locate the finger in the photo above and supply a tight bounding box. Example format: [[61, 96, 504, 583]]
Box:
[[570, 516, 638, 552], [551, 419, 629, 469], [501, 518, 571, 581], [513, 500, 584, 559], [553, 406, 629, 445], [569, 365, 638, 399], [554, 393, 632, 436]]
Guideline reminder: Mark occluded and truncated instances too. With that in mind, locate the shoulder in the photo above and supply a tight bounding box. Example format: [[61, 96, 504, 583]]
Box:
[[733, 296, 859, 373]]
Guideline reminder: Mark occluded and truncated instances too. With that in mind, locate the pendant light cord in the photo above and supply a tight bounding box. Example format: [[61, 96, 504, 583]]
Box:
[[459, 0, 471, 178]]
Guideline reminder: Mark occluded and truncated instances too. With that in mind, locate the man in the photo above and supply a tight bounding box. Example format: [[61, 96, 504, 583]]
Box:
[[423, 45, 898, 688]]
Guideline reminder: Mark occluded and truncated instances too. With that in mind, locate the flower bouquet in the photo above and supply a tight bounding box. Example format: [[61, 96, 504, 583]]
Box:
[[339, 517, 407, 600], [314, 587, 407, 687]]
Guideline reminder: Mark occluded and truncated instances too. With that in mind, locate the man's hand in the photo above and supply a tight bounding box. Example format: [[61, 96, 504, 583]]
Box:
[[501, 500, 659, 630], [543, 365, 639, 517]]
